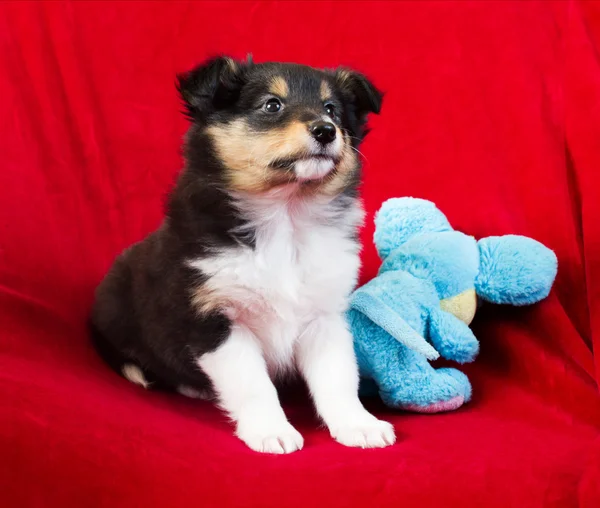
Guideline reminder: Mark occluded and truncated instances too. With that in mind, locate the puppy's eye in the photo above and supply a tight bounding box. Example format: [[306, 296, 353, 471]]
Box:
[[324, 103, 336, 116], [264, 98, 282, 113]]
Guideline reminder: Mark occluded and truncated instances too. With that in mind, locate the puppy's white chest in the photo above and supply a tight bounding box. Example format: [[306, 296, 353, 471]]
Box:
[[189, 198, 362, 373]]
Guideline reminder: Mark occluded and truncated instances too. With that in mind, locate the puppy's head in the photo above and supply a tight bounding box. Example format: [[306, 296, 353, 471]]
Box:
[[178, 56, 382, 195]]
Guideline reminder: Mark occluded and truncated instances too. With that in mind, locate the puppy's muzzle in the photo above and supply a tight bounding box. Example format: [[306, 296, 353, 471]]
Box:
[[269, 119, 343, 182]]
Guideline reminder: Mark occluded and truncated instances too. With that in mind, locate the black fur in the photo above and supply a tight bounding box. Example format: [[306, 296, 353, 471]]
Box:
[[90, 56, 382, 392]]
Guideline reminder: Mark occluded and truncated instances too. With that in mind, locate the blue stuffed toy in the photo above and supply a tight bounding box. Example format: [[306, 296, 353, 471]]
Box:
[[348, 198, 558, 412]]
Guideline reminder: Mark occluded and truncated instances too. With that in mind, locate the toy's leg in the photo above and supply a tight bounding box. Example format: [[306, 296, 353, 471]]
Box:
[[399, 367, 472, 413], [377, 346, 472, 413], [352, 312, 471, 412]]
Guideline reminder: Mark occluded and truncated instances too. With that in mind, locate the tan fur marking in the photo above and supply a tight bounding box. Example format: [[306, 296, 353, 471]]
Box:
[[320, 80, 332, 101], [122, 364, 149, 389], [318, 136, 359, 196], [336, 69, 352, 85], [207, 119, 357, 196], [269, 76, 289, 98], [177, 385, 212, 399], [191, 284, 225, 315], [207, 119, 312, 193], [225, 57, 238, 73]]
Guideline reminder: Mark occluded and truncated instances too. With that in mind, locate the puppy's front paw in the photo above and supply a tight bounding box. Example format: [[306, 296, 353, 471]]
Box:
[[236, 420, 304, 454], [331, 417, 396, 449]]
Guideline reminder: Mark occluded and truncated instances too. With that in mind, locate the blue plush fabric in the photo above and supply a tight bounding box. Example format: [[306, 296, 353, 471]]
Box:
[[349, 198, 558, 413], [374, 197, 452, 259], [476, 236, 558, 305], [380, 232, 480, 299]]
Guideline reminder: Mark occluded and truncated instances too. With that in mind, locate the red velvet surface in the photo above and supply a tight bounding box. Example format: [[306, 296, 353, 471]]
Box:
[[1, 1, 600, 507]]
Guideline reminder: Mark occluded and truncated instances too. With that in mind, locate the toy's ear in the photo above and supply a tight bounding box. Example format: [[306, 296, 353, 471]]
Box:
[[475, 236, 558, 305], [374, 198, 453, 260], [350, 287, 439, 360]]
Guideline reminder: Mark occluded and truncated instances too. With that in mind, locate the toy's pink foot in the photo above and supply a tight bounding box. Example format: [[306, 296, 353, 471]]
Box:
[[404, 396, 465, 413]]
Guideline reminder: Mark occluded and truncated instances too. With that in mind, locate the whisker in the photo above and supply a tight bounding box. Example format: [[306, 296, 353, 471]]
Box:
[[348, 145, 368, 164]]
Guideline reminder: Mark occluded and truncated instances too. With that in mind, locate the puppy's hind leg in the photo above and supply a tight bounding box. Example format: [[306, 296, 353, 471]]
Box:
[[89, 318, 174, 391]]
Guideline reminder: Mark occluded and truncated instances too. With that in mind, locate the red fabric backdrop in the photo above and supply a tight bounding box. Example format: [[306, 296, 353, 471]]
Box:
[[1, 1, 599, 507]]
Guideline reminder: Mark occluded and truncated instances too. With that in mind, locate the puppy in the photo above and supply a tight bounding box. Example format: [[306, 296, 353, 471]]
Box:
[[90, 56, 395, 454]]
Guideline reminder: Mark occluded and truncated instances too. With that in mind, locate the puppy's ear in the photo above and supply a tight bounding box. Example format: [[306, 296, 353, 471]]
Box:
[[177, 56, 247, 121], [334, 68, 383, 120]]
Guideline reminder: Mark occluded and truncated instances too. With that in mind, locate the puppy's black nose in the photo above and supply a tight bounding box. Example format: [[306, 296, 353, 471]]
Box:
[[310, 121, 336, 144]]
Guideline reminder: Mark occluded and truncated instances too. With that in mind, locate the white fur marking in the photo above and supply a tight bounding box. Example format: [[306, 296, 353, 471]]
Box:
[[177, 385, 211, 399], [188, 193, 364, 378], [189, 192, 392, 451], [290, 132, 342, 181], [294, 158, 335, 181], [122, 364, 149, 389]]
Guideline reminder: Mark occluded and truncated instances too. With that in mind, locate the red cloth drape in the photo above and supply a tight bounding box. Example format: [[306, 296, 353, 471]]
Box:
[[1, 2, 598, 506]]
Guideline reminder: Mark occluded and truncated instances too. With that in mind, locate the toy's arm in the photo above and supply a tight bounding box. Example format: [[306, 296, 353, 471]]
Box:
[[350, 290, 439, 360], [427, 307, 479, 364]]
